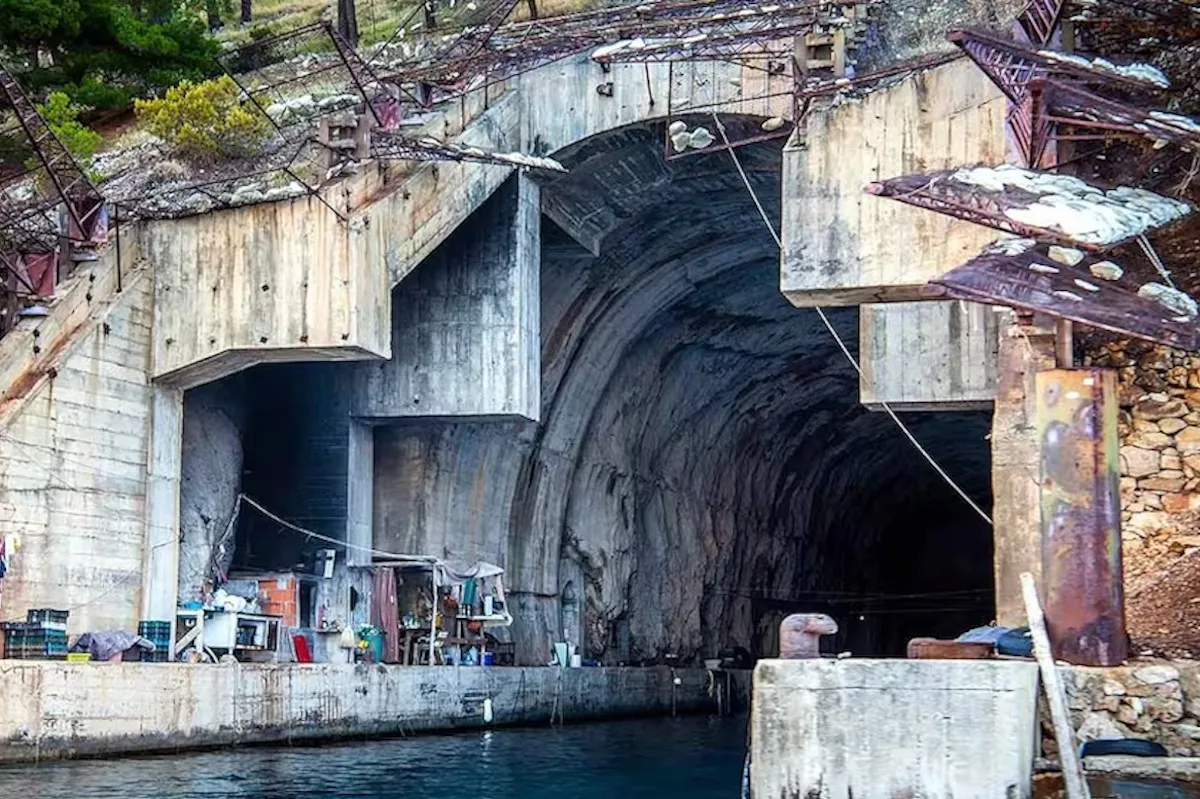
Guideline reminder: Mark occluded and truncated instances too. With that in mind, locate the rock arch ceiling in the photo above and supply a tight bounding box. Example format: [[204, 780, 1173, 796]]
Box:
[[374, 121, 995, 663]]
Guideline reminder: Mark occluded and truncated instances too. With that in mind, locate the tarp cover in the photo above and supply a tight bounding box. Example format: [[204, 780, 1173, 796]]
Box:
[[71, 631, 156, 662]]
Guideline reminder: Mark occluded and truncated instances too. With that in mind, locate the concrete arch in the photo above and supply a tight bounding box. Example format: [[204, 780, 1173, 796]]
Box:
[[373, 121, 994, 665]]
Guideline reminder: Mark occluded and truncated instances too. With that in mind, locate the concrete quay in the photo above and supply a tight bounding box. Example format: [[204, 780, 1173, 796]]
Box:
[[0, 663, 739, 764], [751, 658, 1041, 799]]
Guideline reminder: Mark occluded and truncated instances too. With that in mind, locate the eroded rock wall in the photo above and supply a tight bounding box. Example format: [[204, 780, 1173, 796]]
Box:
[[178, 380, 246, 602]]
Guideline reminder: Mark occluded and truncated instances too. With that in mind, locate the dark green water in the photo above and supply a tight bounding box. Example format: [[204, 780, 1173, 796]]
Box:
[[0, 715, 747, 799]]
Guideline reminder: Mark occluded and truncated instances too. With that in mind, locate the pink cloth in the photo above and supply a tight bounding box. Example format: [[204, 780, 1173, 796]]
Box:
[[370, 567, 401, 664]]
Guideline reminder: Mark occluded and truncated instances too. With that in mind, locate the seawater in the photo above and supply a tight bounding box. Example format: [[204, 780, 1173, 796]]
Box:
[[0, 715, 747, 799]]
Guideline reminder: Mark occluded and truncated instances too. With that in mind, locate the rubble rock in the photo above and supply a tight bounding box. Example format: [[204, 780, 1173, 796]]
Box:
[[1135, 664, 1182, 685], [1135, 397, 1189, 420], [1122, 446, 1161, 478]]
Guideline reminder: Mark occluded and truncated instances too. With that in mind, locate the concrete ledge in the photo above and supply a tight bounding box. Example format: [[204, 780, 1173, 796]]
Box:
[[751, 659, 1040, 799], [0, 663, 733, 764]]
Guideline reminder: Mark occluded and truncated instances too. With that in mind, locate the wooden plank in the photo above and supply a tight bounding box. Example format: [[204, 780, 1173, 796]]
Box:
[[1021, 571, 1091, 799]]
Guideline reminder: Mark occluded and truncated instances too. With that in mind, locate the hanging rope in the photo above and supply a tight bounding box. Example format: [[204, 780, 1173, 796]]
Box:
[[709, 112, 993, 526]]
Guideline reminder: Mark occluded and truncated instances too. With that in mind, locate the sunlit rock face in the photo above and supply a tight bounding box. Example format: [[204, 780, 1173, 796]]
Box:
[[374, 123, 994, 665]]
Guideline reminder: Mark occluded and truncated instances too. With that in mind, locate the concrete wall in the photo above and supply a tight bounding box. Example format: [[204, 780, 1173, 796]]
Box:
[[140, 91, 523, 392], [751, 659, 1040, 799], [860, 300, 999, 409], [0, 663, 732, 763], [353, 174, 541, 421], [139, 197, 391, 390], [780, 58, 1007, 306], [0, 258, 154, 635]]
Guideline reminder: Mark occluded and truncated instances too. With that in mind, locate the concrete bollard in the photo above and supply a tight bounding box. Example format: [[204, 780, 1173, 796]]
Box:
[[778, 613, 837, 659]]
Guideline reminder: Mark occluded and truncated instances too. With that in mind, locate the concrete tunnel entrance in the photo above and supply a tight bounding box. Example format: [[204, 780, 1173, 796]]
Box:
[[175, 122, 995, 664]]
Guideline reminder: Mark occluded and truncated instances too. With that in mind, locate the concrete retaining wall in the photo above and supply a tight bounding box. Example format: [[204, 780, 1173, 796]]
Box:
[[0, 663, 736, 764], [0, 259, 155, 635], [751, 659, 1040, 799]]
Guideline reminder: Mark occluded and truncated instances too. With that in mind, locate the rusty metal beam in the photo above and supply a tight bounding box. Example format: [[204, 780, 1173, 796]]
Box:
[[1035, 368, 1127, 667], [865, 167, 1191, 252], [1018, 0, 1066, 45], [922, 246, 1200, 351], [947, 28, 1168, 104]]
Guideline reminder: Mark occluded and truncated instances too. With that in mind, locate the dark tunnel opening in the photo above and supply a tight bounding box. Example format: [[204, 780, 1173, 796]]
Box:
[[176, 120, 996, 665]]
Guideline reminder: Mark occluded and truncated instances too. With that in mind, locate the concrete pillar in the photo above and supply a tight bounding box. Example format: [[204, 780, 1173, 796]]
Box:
[[141, 385, 184, 625], [751, 659, 1039, 798], [353, 173, 541, 421], [991, 312, 1056, 627], [346, 420, 374, 566]]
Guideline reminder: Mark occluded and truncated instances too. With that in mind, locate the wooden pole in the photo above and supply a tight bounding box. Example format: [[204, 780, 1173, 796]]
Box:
[[1021, 572, 1091, 799]]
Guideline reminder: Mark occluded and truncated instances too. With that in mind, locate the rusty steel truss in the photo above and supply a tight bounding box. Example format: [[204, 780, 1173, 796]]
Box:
[[383, 0, 871, 107], [864, 168, 1188, 252], [947, 28, 1167, 106], [371, 132, 566, 171], [0, 65, 107, 336], [1011, 78, 1200, 167], [1017, 0, 1066, 46], [923, 245, 1200, 351], [217, 21, 391, 138]]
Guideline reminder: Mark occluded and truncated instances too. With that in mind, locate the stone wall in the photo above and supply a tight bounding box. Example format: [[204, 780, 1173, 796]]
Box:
[[1057, 661, 1200, 757], [1083, 341, 1200, 657]]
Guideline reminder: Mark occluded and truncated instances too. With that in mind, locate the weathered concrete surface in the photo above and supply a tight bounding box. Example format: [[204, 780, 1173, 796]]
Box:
[[382, 127, 995, 667], [751, 659, 1039, 799], [140, 92, 523, 391], [0, 258, 155, 635], [0, 663, 733, 764], [992, 313, 1056, 627], [781, 58, 1006, 306], [353, 174, 541, 421], [859, 300, 999, 409], [139, 196, 392, 390]]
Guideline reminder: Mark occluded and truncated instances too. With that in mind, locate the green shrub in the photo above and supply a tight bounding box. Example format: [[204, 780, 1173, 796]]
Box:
[[37, 91, 104, 164], [134, 75, 269, 159]]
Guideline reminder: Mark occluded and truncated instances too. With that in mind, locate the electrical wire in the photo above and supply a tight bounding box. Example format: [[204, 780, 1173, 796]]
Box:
[[1138, 233, 1176, 288], [238, 494, 436, 563], [709, 112, 994, 527]]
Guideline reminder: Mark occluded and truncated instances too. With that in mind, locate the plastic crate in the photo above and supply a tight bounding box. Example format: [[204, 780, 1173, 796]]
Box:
[[26, 609, 69, 629]]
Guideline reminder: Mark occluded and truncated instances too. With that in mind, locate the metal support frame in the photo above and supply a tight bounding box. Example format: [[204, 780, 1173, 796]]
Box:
[[216, 21, 387, 139], [923, 245, 1200, 351], [1018, 0, 1066, 46], [864, 168, 1186, 252], [947, 28, 1166, 105], [370, 132, 566, 172], [384, 0, 875, 111], [0, 65, 107, 338]]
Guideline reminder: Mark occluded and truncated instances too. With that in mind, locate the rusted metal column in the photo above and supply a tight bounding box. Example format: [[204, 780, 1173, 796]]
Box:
[[779, 614, 837, 659], [1036, 368, 1128, 666]]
